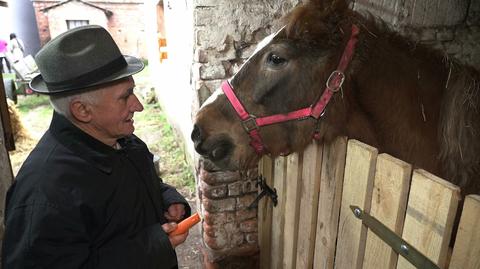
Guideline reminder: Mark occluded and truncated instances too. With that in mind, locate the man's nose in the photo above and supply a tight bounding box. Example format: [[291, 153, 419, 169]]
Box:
[[131, 94, 144, 112]]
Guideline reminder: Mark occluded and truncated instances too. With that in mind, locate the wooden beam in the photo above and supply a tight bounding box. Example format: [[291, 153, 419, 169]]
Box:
[[396, 169, 460, 269], [283, 152, 302, 269], [0, 73, 14, 240], [362, 154, 411, 269], [449, 195, 480, 269], [0, 74, 15, 151], [259, 156, 274, 269], [270, 156, 287, 269], [313, 136, 347, 269], [335, 140, 378, 269], [296, 142, 323, 269]]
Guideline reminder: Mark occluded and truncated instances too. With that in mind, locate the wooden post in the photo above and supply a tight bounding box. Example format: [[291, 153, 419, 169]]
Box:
[[362, 154, 411, 269], [270, 156, 287, 269], [396, 169, 460, 269], [449, 195, 480, 269], [296, 142, 323, 269], [0, 74, 15, 239], [0, 73, 14, 151], [283, 152, 302, 269], [259, 156, 274, 269], [334, 140, 377, 269], [313, 136, 347, 269]]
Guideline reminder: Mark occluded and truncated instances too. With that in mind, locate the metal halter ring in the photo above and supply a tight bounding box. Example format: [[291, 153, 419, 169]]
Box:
[[326, 70, 345, 92], [242, 116, 258, 132]]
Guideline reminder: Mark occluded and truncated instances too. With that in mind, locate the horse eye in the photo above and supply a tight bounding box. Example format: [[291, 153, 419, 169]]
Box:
[[266, 53, 287, 66]]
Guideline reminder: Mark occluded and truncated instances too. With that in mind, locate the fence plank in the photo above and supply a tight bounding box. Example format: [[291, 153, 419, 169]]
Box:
[[259, 156, 274, 269], [334, 140, 377, 269], [313, 136, 347, 269], [362, 154, 412, 269], [283, 152, 303, 269], [396, 169, 460, 269], [296, 142, 323, 269], [270, 156, 288, 269], [449, 195, 480, 269]]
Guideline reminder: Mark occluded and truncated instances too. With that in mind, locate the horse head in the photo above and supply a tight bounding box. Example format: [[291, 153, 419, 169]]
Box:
[[192, 0, 358, 170]]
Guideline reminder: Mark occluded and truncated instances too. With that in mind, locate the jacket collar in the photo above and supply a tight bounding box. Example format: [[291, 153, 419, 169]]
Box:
[[49, 111, 125, 174]]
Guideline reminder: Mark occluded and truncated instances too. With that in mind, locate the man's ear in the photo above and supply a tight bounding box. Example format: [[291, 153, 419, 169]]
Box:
[[70, 100, 92, 123]]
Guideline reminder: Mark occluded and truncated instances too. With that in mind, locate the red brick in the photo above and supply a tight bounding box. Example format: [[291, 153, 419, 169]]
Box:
[[199, 168, 241, 185], [235, 209, 257, 221], [239, 219, 258, 233], [245, 232, 258, 244], [202, 197, 236, 212], [202, 210, 236, 226], [204, 231, 227, 250], [227, 181, 243, 196], [232, 232, 245, 246], [236, 194, 257, 210], [200, 180, 228, 199]]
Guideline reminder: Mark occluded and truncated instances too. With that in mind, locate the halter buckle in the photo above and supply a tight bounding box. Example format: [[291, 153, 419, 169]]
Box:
[[242, 116, 258, 132], [326, 70, 345, 92]]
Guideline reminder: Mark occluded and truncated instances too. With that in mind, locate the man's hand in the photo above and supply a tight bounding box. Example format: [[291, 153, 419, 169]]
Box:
[[164, 203, 186, 222], [161, 222, 188, 248]]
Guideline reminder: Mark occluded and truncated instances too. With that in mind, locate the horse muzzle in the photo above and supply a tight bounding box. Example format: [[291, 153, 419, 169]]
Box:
[[191, 124, 234, 163]]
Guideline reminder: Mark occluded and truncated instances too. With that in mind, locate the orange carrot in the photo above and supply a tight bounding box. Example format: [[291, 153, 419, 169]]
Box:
[[169, 212, 201, 236]]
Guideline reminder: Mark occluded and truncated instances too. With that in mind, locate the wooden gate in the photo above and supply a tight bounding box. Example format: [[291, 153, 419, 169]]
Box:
[[258, 137, 480, 269]]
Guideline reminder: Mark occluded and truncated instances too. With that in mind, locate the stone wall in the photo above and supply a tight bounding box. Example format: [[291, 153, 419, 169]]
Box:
[[354, 0, 480, 69]]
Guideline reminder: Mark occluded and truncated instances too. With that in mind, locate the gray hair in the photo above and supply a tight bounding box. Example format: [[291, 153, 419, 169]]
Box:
[[49, 88, 104, 119]]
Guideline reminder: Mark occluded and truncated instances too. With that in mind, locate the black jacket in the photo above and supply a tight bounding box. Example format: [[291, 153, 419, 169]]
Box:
[[2, 112, 191, 268]]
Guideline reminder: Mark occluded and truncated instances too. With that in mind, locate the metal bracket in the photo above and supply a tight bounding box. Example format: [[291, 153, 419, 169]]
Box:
[[248, 176, 278, 209], [242, 116, 258, 133], [350, 205, 440, 269]]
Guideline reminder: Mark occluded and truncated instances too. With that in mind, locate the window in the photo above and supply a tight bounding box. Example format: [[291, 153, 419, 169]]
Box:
[[66, 20, 89, 30]]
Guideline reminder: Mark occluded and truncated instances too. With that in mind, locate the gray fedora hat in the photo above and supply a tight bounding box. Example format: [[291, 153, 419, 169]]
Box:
[[30, 25, 144, 94]]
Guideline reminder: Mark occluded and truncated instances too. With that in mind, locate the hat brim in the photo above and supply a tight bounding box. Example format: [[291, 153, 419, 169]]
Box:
[[29, 55, 145, 94]]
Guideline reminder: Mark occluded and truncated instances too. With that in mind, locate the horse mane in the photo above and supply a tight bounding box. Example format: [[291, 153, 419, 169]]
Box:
[[282, 1, 480, 192]]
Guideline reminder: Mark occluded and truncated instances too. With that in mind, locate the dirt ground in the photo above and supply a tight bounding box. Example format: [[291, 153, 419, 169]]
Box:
[[8, 91, 205, 268]]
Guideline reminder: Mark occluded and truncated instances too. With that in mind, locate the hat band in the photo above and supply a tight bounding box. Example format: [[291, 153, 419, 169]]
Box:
[[44, 56, 128, 91]]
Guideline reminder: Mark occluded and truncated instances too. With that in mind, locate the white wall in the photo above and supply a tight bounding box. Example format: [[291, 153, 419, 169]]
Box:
[[144, 0, 195, 160], [0, 6, 13, 40]]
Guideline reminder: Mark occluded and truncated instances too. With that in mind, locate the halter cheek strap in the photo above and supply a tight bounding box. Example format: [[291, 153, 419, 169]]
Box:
[[222, 25, 360, 155]]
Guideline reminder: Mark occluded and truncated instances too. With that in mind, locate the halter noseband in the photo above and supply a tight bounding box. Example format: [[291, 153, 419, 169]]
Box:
[[222, 25, 360, 155]]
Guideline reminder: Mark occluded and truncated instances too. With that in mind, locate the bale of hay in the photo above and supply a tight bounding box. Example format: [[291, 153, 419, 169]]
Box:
[[7, 99, 32, 143]]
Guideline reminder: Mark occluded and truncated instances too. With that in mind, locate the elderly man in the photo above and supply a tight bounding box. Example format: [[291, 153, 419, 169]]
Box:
[[2, 25, 191, 269]]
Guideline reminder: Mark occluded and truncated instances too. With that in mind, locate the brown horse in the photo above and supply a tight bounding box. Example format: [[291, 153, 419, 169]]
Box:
[[192, 0, 480, 197]]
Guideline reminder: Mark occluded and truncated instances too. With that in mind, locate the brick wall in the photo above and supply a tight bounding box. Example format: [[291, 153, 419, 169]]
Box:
[[31, 0, 147, 59], [32, 1, 52, 46]]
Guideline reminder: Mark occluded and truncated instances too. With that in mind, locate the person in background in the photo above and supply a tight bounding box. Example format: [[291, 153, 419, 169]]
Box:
[[8, 32, 25, 63], [0, 38, 11, 73], [2, 25, 191, 269]]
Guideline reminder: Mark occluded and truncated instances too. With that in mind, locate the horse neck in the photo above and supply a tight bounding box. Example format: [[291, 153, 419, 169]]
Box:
[[345, 30, 449, 174]]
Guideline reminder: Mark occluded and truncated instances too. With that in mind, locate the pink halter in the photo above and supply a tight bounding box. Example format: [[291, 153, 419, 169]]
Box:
[[222, 25, 360, 155]]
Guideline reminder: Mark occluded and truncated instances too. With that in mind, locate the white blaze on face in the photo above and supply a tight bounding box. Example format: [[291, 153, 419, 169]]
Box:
[[231, 25, 286, 79], [200, 87, 223, 109]]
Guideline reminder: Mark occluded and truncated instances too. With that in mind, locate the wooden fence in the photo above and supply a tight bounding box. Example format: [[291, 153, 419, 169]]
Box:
[[258, 137, 480, 269]]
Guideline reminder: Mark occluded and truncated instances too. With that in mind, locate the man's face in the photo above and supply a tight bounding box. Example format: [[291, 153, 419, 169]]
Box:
[[89, 77, 144, 143]]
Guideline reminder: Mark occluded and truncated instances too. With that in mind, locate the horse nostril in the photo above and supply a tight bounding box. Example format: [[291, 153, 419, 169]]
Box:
[[209, 141, 232, 161], [191, 124, 203, 143]]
